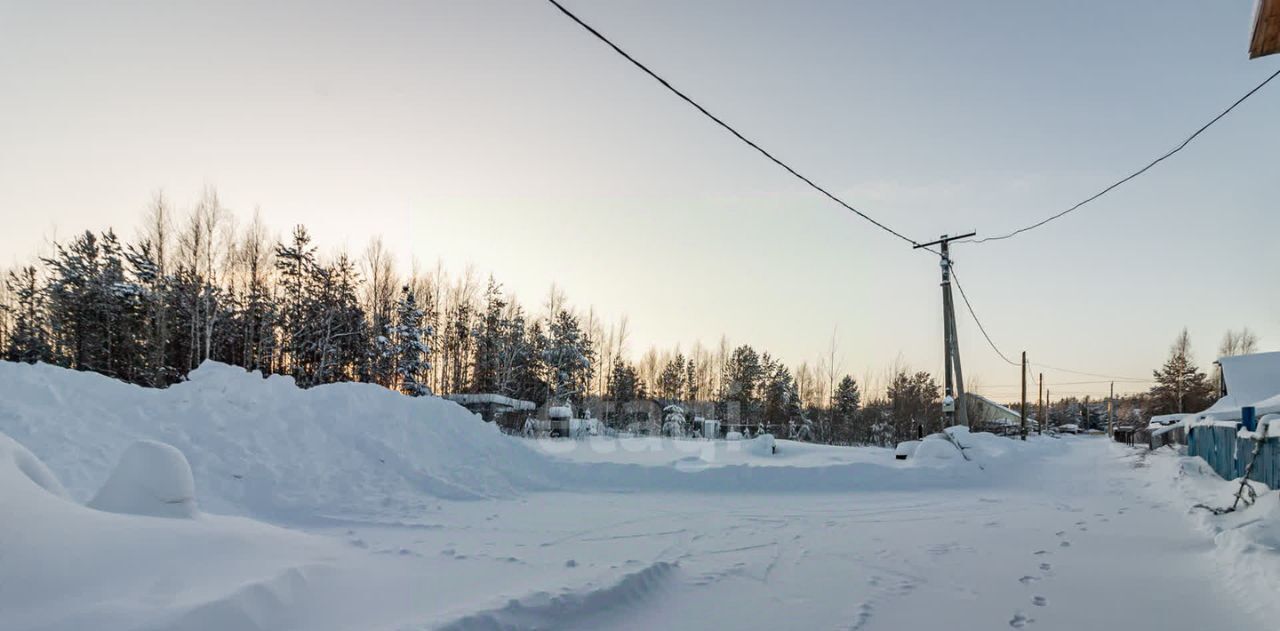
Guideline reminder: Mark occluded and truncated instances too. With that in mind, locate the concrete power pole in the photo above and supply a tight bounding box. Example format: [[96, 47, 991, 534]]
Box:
[[1020, 351, 1028, 441], [915, 233, 976, 429]]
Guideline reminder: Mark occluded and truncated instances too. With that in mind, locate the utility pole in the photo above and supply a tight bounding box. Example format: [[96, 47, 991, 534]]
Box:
[[914, 232, 976, 429], [1046, 389, 1051, 431], [1108, 381, 1115, 437], [1037, 372, 1044, 435], [1020, 351, 1028, 440]]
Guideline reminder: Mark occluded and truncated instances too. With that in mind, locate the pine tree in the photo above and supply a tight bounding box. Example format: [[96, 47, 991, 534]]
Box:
[[1149, 328, 1214, 415], [274, 226, 318, 384], [470, 277, 507, 393], [832, 375, 861, 443], [722, 345, 762, 423], [393, 286, 432, 396], [544, 308, 590, 404], [3, 266, 51, 363], [658, 354, 685, 401]]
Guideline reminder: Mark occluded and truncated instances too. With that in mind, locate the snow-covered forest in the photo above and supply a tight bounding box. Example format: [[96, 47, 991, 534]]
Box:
[[0, 189, 1258, 445], [0, 189, 946, 444]]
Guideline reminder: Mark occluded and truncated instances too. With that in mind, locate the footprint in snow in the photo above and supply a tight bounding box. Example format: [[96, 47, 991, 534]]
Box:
[[1054, 531, 1065, 537], [1032, 596, 1048, 607], [1009, 612, 1035, 628], [1039, 562, 1052, 572], [849, 602, 874, 630], [1033, 550, 1049, 556], [1059, 541, 1071, 548], [1018, 575, 1039, 585]]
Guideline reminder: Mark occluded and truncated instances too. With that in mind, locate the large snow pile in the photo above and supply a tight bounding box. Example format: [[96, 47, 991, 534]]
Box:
[[0, 361, 1064, 523], [0, 360, 557, 520]]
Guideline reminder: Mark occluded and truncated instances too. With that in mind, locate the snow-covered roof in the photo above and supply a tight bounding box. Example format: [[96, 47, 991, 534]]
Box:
[[444, 393, 536, 411], [1189, 352, 1280, 422], [1148, 413, 1186, 426], [969, 394, 1038, 427]]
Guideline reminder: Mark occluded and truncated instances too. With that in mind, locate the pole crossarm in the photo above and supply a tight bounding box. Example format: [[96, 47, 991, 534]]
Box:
[[913, 232, 977, 250]]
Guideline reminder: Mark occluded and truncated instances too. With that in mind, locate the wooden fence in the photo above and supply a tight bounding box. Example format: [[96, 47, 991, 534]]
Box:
[[1187, 425, 1280, 489]]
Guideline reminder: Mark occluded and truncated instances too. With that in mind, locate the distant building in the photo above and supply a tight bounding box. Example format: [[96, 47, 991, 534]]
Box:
[[445, 393, 536, 430], [969, 394, 1038, 435]]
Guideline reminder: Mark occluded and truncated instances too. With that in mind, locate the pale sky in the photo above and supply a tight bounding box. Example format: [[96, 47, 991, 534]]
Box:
[[2, 0, 1277, 400]]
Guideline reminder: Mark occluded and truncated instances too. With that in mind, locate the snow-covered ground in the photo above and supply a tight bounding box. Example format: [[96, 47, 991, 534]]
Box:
[[1, 361, 1275, 630]]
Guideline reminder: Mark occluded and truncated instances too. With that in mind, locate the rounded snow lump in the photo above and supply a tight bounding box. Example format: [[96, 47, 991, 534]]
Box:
[[88, 440, 199, 518], [746, 433, 776, 456]]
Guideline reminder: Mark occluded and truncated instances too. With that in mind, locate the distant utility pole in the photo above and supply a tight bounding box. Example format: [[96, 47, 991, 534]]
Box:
[[1108, 381, 1115, 436], [1020, 351, 1028, 440], [1037, 373, 1044, 435], [1046, 389, 1051, 430], [915, 233, 977, 429]]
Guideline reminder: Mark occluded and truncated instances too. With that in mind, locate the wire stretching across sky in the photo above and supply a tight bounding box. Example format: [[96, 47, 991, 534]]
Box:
[[548, 0, 1242, 386], [543, 0, 921, 249], [950, 264, 1151, 381], [968, 66, 1280, 244], [949, 265, 1019, 367]]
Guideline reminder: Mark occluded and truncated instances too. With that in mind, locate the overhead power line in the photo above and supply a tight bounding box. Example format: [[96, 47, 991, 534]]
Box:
[[982, 378, 1152, 387], [543, 0, 920, 248], [1029, 362, 1150, 383], [970, 67, 1280, 244], [951, 264, 1150, 382], [949, 265, 1019, 367]]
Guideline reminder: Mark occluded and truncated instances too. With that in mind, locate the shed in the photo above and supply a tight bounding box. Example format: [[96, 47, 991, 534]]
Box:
[[445, 393, 536, 429]]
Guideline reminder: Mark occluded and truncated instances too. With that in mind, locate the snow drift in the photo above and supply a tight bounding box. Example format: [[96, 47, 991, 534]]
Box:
[[0, 426, 357, 631], [0, 361, 1059, 523], [0, 360, 557, 521]]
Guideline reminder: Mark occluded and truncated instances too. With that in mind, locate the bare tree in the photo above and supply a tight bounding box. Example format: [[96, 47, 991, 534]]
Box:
[[1219, 327, 1259, 358], [361, 237, 398, 337]]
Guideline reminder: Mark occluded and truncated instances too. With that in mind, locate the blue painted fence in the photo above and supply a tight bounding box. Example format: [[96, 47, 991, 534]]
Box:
[[1187, 425, 1280, 489]]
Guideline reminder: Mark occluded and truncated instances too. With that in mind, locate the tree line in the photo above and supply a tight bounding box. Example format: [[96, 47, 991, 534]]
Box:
[[1, 189, 951, 446]]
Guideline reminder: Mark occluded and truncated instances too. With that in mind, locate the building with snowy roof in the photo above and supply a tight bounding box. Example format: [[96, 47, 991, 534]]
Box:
[[969, 394, 1039, 435]]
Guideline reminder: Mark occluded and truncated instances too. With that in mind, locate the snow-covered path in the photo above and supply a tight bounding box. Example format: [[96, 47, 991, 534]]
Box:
[[330, 438, 1258, 630]]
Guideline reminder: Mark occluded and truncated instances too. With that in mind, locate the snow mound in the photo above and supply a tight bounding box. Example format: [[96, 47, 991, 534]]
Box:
[[745, 433, 775, 456], [88, 440, 198, 518], [0, 430, 71, 500], [913, 434, 962, 461], [0, 426, 361, 631], [0, 360, 556, 521], [0, 362, 1066, 524]]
